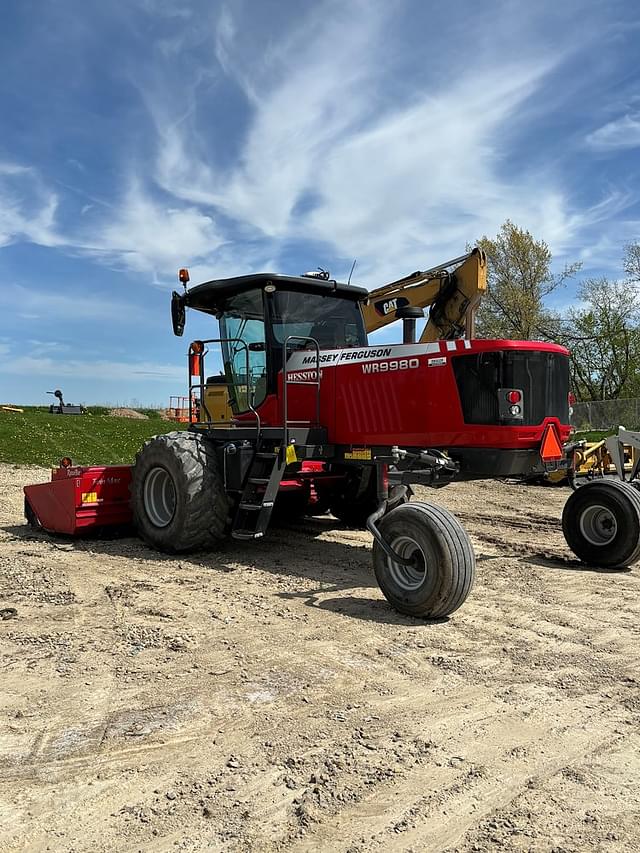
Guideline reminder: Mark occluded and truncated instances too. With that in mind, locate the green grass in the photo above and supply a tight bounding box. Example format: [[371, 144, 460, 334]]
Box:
[[572, 429, 613, 443], [0, 410, 186, 466]]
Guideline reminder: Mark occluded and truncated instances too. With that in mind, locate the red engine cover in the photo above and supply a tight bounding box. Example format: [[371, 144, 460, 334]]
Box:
[[241, 339, 571, 451]]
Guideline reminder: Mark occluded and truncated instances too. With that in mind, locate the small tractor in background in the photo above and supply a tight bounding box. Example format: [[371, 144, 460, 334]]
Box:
[[25, 249, 640, 619], [47, 389, 84, 415]]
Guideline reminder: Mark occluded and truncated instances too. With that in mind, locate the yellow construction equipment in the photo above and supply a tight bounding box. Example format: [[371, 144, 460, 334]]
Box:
[[362, 247, 487, 341]]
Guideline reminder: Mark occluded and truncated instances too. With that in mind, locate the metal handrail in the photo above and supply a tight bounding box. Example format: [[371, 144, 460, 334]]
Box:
[[187, 337, 261, 433], [283, 335, 321, 453]]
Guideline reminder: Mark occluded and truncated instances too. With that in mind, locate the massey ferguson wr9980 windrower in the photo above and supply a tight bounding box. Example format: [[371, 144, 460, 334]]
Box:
[[25, 251, 640, 619]]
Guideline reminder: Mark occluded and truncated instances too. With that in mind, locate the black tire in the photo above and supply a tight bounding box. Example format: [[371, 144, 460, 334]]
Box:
[[131, 430, 229, 552], [373, 501, 475, 618], [330, 466, 379, 528], [561, 479, 640, 568]]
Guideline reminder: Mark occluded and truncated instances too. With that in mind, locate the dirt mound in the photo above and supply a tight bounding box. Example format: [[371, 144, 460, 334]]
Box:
[[108, 408, 148, 420]]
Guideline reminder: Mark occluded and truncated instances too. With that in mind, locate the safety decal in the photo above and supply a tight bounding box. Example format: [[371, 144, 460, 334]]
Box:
[[344, 448, 372, 460], [428, 357, 447, 367]]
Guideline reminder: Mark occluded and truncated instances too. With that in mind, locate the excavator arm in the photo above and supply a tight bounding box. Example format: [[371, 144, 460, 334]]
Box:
[[362, 247, 487, 342]]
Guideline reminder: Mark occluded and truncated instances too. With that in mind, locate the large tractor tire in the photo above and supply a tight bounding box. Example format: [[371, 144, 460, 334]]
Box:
[[373, 501, 475, 619], [131, 431, 229, 553], [562, 479, 640, 568]]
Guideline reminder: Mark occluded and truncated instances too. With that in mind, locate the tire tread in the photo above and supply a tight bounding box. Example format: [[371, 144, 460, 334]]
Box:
[[131, 430, 229, 552], [373, 500, 475, 619], [562, 478, 640, 567]]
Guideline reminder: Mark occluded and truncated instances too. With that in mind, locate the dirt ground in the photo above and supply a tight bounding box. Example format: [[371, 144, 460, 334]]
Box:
[[1, 464, 639, 853]]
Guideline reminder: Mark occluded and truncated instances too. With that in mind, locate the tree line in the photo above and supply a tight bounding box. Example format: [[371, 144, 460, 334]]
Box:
[[474, 221, 640, 401]]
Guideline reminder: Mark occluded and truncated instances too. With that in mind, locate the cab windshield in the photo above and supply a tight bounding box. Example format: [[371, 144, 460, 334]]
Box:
[[270, 290, 366, 350]]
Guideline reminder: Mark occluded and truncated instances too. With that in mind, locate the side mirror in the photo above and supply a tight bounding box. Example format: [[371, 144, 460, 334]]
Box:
[[171, 291, 186, 337]]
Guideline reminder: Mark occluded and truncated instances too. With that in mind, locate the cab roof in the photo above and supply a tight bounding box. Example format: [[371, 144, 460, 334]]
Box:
[[183, 272, 368, 315]]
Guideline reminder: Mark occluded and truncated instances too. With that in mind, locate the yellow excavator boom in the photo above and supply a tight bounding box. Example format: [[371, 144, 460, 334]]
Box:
[[362, 247, 487, 341]]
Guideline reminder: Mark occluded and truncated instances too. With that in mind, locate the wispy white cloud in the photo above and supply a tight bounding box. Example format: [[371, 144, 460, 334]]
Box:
[[83, 182, 225, 278], [0, 352, 184, 382], [0, 167, 227, 281], [0, 284, 140, 323], [145, 1, 629, 284], [154, 1, 391, 237], [586, 113, 640, 150], [0, 163, 63, 249]]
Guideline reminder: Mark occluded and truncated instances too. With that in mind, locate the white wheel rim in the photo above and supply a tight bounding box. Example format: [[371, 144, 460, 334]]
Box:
[[143, 466, 177, 528], [579, 503, 617, 546], [386, 535, 427, 591]]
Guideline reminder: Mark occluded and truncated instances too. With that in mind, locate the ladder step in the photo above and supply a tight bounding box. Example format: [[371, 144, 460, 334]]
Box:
[[256, 452, 278, 459], [239, 501, 274, 511], [248, 477, 270, 485], [232, 529, 265, 540]]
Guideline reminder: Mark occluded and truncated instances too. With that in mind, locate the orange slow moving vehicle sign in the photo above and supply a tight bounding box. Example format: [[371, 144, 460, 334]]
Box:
[[540, 424, 564, 461]]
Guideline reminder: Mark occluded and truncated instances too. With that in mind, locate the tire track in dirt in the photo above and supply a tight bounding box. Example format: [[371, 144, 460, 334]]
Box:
[[289, 715, 624, 852]]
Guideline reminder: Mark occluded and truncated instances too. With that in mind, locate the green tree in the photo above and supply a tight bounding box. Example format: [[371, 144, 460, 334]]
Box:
[[475, 220, 581, 340], [624, 241, 640, 283], [563, 276, 640, 401]]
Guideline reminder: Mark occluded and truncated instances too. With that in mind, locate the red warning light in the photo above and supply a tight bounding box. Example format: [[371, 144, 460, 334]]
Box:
[[507, 390, 522, 404], [540, 425, 563, 462]]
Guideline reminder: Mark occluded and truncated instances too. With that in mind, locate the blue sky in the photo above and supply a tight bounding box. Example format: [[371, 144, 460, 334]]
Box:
[[1, 0, 639, 406]]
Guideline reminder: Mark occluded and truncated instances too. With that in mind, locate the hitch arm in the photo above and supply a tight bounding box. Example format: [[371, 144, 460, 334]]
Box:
[[366, 487, 416, 567]]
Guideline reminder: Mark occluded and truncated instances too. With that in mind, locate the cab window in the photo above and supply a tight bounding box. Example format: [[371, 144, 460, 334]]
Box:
[[219, 290, 267, 412]]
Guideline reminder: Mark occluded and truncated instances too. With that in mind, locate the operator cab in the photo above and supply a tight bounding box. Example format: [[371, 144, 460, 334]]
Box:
[[172, 273, 368, 415]]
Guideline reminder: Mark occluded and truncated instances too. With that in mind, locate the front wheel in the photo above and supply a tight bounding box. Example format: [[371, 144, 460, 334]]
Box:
[[373, 501, 475, 618], [131, 430, 229, 552], [562, 479, 640, 568]]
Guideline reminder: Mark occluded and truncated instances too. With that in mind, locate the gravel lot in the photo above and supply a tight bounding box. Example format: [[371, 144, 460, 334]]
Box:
[[1, 463, 639, 852]]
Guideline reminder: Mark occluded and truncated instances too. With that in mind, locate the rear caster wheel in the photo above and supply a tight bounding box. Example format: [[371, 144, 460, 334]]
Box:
[[373, 501, 475, 619], [562, 479, 640, 568]]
